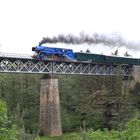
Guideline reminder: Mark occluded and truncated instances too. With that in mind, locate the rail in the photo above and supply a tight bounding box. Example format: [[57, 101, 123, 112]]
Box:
[[0, 52, 32, 59]]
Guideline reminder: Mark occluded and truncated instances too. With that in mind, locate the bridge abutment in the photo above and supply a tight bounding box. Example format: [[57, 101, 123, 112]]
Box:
[[39, 75, 62, 137]]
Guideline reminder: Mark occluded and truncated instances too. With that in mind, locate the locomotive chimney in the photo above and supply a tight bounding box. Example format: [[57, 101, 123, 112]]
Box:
[[32, 47, 36, 51]]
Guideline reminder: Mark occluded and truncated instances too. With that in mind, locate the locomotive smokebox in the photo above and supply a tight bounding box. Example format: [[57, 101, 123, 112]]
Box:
[[32, 47, 36, 51]]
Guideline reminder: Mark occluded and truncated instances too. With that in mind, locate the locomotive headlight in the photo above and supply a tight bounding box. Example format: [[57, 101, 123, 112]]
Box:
[[32, 47, 36, 51]]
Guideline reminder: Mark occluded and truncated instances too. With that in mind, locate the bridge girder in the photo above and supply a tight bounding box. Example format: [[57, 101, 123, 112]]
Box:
[[0, 57, 132, 76]]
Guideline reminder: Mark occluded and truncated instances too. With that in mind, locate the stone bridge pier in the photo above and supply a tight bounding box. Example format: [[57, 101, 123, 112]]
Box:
[[39, 74, 62, 137], [122, 65, 140, 95], [132, 66, 140, 83]]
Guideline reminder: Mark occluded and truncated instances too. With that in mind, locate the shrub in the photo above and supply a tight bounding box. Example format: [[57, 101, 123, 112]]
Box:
[[0, 100, 18, 140]]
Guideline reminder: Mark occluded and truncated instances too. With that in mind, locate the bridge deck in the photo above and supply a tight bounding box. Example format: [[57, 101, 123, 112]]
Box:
[[0, 53, 132, 76]]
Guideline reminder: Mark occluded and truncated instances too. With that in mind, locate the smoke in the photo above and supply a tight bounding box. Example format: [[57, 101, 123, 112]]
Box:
[[38, 32, 140, 50]]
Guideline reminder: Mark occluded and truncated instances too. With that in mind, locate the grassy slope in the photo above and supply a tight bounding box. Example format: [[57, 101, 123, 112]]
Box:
[[39, 133, 81, 140]]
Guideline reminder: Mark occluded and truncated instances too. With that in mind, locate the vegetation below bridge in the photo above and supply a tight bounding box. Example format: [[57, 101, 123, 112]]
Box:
[[0, 73, 140, 137]]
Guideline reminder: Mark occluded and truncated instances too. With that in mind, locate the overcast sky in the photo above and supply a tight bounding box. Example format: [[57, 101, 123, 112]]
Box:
[[0, 0, 140, 57]]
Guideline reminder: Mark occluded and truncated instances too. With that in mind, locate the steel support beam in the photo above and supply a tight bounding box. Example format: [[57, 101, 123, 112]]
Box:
[[0, 57, 132, 76]]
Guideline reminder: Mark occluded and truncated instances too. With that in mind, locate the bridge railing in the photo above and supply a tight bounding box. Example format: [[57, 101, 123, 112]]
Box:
[[0, 52, 32, 59], [0, 53, 133, 75]]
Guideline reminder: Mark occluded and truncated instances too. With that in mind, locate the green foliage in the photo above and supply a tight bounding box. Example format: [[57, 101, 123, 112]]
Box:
[[38, 133, 82, 140], [0, 73, 40, 132], [86, 118, 140, 140], [86, 129, 120, 140], [19, 126, 38, 140], [39, 118, 140, 140], [0, 100, 18, 140], [0, 73, 140, 133], [0, 100, 7, 125], [121, 118, 140, 139], [61, 110, 79, 131]]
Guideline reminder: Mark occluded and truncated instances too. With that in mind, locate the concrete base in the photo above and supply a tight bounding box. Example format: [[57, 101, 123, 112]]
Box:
[[40, 75, 62, 137]]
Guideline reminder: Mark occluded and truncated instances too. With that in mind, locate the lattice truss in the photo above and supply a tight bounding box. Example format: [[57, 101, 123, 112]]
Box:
[[0, 58, 132, 76]]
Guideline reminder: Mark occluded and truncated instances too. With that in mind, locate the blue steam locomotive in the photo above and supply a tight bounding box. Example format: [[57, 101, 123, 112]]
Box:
[[32, 45, 140, 65], [32, 46, 76, 61]]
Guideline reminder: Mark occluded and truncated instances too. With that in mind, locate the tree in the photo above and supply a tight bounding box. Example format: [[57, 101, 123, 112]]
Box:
[[124, 51, 132, 57], [111, 49, 118, 55], [0, 100, 18, 140], [86, 49, 91, 53]]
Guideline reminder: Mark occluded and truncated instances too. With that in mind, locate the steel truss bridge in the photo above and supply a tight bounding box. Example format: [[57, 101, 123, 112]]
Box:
[[0, 52, 133, 76]]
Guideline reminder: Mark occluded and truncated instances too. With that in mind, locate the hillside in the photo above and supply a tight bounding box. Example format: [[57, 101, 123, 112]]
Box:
[[0, 73, 140, 132]]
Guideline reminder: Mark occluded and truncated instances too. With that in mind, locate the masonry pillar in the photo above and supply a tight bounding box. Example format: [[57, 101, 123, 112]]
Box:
[[122, 76, 132, 96], [122, 65, 140, 96], [132, 65, 140, 83], [40, 74, 62, 137]]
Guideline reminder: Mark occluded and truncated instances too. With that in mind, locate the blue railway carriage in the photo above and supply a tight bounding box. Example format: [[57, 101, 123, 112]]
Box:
[[32, 46, 76, 61]]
